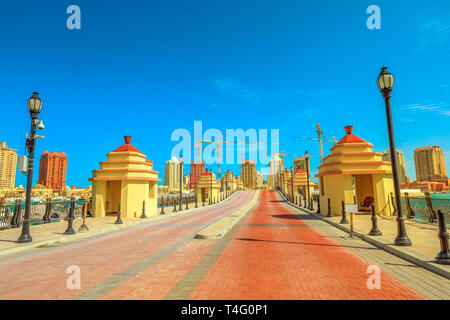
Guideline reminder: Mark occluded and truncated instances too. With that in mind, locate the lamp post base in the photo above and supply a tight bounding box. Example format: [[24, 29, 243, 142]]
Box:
[[435, 253, 450, 265], [63, 228, 76, 235], [394, 235, 412, 246], [17, 234, 32, 243]]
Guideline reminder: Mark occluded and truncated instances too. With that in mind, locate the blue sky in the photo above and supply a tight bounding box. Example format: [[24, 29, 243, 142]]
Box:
[[0, 0, 449, 187]]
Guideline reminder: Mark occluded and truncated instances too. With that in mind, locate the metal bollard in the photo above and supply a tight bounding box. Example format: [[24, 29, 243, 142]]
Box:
[[185, 199, 189, 210], [78, 202, 89, 232], [390, 192, 397, 216], [404, 192, 415, 219], [173, 198, 177, 213], [195, 196, 198, 208], [202, 198, 205, 207], [63, 198, 76, 234], [303, 197, 306, 208], [141, 200, 147, 218], [425, 192, 437, 223], [114, 203, 123, 224], [368, 203, 382, 236], [43, 198, 52, 223], [435, 210, 450, 265], [317, 198, 321, 214], [160, 201, 165, 215], [340, 200, 349, 224], [11, 200, 21, 228], [326, 198, 332, 217]]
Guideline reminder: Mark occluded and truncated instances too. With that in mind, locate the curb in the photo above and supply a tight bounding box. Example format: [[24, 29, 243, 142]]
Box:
[[278, 191, 450, 280], [0, 192, 241, 257], [195, 191, 260, 240]]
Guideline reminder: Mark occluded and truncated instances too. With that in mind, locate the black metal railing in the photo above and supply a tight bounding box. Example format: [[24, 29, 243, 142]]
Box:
[[0, 199, 90, 231], [400, 193, 449, 225]]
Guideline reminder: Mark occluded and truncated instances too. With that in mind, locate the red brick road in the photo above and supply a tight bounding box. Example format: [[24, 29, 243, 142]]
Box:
[[188, 191, 425, 300], [0, 191, 254, 300], [0, 190, 428, 300]]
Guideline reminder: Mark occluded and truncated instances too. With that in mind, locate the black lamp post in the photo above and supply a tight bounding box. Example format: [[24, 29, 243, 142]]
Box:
[[17, 92, 43, 243], [178, 155, 183, 211], [226, 170, 229, 197], [210, 169, 213, 205], [290, 167, 294, 203], [305, 151, 311, 211], [377, 67, 412, 246]]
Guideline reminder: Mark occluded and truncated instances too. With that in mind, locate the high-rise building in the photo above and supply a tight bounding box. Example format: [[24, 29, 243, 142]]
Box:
[[37, 151, 67, 191], [187, 160, 205, 189], [268, 156, 282, 189], [241, 160, 256, 189], [164, 156, 182, 191], [293, 158, 310, 174], [256, 171, 263, 186], [382, 149, 407, 184], [414, 146, 448, 182], [183, 174, 190, 187], [0, 141, 18, 188]]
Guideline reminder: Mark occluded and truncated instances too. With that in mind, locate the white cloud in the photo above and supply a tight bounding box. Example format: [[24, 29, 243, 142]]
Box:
[[401, 102, 450, 117], [417, 16, 450, 52], [213, 77, 266, 106]]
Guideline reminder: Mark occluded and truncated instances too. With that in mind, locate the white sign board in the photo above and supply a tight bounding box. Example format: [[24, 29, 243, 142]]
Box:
[[345, 204, 358, 213]]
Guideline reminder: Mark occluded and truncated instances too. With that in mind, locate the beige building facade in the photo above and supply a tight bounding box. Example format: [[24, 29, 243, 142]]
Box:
[[382, 149, 407, 184], [164, 156, 182, 191], [241, 160, 256, 189], [0, 142, 17, 189], [268, 156, 282, 189], [414, 146, 447, 182]]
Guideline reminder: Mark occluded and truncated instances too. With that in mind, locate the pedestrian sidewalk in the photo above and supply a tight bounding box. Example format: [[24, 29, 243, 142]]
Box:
[[0, 192, 241, 257], [279, 192, 450, 279]]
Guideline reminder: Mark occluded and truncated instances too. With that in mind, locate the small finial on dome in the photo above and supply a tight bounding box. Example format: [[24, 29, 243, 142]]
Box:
[[124, 136, 132, 144], [344, 126, 353, 135]]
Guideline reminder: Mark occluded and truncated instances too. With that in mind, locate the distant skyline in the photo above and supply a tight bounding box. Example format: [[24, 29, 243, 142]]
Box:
[[1, 1, 449, 187]]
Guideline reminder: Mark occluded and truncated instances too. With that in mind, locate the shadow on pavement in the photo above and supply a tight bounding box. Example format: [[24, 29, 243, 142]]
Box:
[[235, 237, 378, 250], [270, 214, 321, 221]]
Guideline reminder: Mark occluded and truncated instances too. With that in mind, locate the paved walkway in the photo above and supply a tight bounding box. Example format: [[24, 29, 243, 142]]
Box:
[[1, 190, 448, 300], [187, 191, 448, 300], [325, 212, 442, 260], [0, 194, 236, 255], [0, 191, 254, 299]]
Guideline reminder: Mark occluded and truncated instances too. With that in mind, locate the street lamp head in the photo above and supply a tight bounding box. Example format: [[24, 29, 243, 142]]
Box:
[[179, 155, 183, 163], [377, 67, 394, 97], [290, 166, 293, 173], [304, 150, 310, 159], [27, 92, 43, 115]]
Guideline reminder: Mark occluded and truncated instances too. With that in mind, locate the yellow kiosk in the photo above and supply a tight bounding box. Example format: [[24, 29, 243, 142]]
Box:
[[221, 170, 235, 194], [89, 136, 160, 218], [287, 168, 314, 203], [316, 126, 394, 216], [194, 169, 221, 203]]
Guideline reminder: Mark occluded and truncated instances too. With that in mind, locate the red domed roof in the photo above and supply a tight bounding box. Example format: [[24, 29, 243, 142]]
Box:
[[295, 168, 306, 174], [202, 169, 212, 176], [113, 136, 142, 153], [337, 126, 367, 144]]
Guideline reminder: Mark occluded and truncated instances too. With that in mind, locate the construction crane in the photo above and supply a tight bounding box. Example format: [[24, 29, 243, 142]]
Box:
[[195, 136, 279, 179], [295, 123, 337, 163], [267, 151, 305, 165]]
